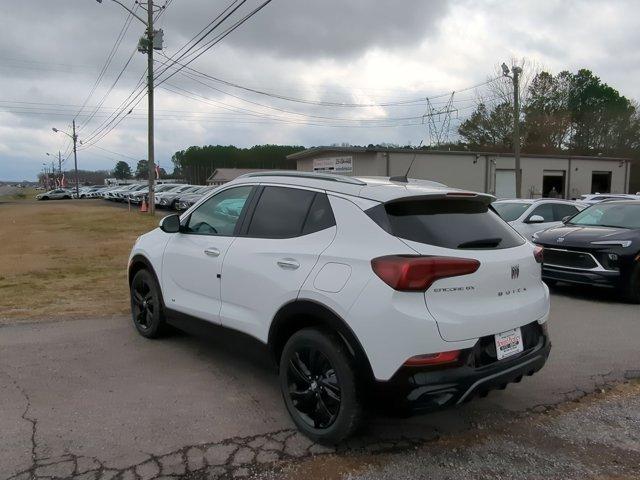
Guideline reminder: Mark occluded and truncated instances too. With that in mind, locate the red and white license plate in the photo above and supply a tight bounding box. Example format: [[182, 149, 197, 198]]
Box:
[[495, 327, 524, 360]]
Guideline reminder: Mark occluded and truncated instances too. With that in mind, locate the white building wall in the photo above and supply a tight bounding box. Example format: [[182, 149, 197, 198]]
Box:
[[296, 151, 630, 198], [386, 153, 486, 191]]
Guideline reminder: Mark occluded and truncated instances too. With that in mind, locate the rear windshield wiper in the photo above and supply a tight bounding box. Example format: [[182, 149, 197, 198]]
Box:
[[457, 238, 502, 249]]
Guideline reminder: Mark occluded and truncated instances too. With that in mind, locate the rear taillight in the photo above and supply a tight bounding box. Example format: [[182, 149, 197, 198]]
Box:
[[404, 350, 461, 367], [371, 255, 480, 291], [533, 246, 543, 264]]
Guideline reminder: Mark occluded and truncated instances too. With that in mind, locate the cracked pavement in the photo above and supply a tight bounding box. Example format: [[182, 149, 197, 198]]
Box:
[[1, 286, 640, 479]]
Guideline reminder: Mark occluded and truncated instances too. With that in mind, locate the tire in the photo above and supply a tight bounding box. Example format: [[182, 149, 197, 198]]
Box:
[[279, 328, 363, 445], [64, 195, 71, 199], [130, 269, 168, 338], [625, 264, 640, 304], [41, 196, 49, 200]]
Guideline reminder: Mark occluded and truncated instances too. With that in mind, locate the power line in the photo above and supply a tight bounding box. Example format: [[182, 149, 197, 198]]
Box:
[[153, 0, 274, 89], [81, 0, 259, 148], [152, 0, 247, 83], [79, 0, 243, 148], [77, 46, 139, 132], [157, 82, 479, 128], [72, 1, 138, 122], [165, 58, 499, 107], [167, 62, 496, 123], [82, 144, 141, 161]]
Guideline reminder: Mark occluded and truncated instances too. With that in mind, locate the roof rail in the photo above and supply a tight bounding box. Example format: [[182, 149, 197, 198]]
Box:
[[238, 170, 366, 186]]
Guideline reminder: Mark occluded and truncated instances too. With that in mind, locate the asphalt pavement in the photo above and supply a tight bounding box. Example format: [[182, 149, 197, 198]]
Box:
[[1, 285, 639, 479]]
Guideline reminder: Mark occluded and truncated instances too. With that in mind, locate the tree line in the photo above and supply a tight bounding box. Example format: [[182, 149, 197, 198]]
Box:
[[458, 68, 640, 157], [111, 144, 301, 184]]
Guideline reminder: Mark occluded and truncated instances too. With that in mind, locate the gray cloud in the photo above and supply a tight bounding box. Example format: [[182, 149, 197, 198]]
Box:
[[1, 0, 639, 181], [164, 0, 450, 59]]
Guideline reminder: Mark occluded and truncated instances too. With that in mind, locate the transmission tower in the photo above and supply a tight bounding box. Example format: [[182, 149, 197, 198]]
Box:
[[423, 92, 457, 147]]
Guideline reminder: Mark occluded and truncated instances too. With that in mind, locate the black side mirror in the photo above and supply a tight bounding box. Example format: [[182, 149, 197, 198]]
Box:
[[160, 214, 181, 233]]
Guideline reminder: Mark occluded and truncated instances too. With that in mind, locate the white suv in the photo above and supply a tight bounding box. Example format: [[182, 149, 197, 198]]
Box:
[[128, 172, 551, 444], [493, 199, 586, 239]]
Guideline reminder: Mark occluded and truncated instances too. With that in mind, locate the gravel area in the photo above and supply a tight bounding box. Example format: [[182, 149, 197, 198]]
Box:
[[267, 382, 640, 480]]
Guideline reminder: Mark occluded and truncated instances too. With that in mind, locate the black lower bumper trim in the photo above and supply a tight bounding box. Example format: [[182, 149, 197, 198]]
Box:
[[374, 330, 551, 414], [542, 266, 620, 288]]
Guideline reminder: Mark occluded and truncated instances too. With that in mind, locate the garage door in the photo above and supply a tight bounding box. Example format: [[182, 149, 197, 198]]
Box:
[[495, 170, 516, 199]]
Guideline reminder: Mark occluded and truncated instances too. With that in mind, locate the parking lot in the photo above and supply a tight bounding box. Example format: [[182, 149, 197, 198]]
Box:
[[1, 199, 639, 480]]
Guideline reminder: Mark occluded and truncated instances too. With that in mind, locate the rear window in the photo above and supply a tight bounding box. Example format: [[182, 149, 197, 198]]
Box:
[[366, 198, 525, 249], [493, 202, 530, 222]]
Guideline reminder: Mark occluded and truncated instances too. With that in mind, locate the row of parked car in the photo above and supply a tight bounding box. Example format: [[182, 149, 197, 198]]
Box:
[[36, 183, 216, 210], [100, 183, 216, 211]]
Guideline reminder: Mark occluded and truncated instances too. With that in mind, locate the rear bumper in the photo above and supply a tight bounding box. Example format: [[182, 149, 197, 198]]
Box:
[[542, 265, 620, 288], [374, 324, 551, 414]]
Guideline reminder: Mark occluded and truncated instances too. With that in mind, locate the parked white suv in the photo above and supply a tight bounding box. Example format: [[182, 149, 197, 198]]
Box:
[[493, 199, 586, 239], [128, 172, 551, 443]]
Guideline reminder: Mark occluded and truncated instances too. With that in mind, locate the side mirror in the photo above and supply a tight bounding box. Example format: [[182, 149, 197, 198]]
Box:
[[527, 215, 545, 224], [160, 214, 181, 233], [562, 215, 571, 224]]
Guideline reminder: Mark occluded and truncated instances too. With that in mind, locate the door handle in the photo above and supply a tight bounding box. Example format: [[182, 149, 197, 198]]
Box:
[[204, 247, 221, 257], [277, 258, 300, 270]]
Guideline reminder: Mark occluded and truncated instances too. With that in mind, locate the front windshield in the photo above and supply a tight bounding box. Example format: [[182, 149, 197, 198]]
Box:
[[492, 202, 531, 222], [568, 203, 640, 229]]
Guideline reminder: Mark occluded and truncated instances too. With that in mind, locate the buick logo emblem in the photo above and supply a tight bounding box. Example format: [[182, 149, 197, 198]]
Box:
[[557, 237, 565, 243], [511, 265, 520, 280]]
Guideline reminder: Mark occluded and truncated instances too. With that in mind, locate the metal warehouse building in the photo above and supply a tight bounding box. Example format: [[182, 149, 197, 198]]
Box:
[[289, 147, 635, 199]]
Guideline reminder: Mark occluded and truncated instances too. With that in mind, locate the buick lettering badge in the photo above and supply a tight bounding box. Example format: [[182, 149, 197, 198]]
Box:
[[557, 237, 565, 243], [511, 264, 520, 280]]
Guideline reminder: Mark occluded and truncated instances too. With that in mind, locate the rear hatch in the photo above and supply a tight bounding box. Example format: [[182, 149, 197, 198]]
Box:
[[368, 194, 549, 342]]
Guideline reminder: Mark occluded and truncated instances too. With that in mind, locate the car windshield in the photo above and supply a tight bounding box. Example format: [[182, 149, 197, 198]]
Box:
[[567, 203, 640, 229], [492, 202, 531, 222]]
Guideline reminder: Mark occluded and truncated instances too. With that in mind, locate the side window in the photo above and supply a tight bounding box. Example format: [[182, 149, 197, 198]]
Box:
[[185, 186, 252, 236], [302, 193, 336, 235], [247, 187, 321, 239], [527, 203, 554, 222], [553, 204, 579, 221]]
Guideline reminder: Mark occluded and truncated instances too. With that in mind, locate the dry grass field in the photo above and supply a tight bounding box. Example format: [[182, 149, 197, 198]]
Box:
[[0, 199, 159, 323]]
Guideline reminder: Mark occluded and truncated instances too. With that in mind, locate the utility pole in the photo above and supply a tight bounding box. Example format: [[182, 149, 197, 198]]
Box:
[[97, 0, 159, 213], [72, 120, 80, 197], [58, 151, 62, 178], [502, 63, 523, 198], [52, 125, 79, 196], [146, 0, 156, 214]]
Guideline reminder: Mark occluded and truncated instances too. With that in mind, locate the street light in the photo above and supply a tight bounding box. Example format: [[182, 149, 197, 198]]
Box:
[[52, 124, 80, 198]]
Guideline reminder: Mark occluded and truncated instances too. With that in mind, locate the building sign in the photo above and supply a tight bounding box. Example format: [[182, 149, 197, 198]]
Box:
[[313, 156, 353, 174]]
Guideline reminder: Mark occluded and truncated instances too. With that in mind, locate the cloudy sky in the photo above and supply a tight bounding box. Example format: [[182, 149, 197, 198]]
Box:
[[1, 0, 638, 181]]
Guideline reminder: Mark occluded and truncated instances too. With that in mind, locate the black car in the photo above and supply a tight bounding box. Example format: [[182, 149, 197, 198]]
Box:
[[533, 200, 640, 302]]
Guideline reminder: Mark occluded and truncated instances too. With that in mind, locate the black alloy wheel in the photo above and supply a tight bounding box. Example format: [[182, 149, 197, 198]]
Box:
[[130, 269, 166, 338], [279, 328, 363, 444], [287, 347, 342, 429]]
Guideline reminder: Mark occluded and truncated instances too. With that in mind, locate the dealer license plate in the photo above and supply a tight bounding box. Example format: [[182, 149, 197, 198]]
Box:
[[495, 327, 524, 360]]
